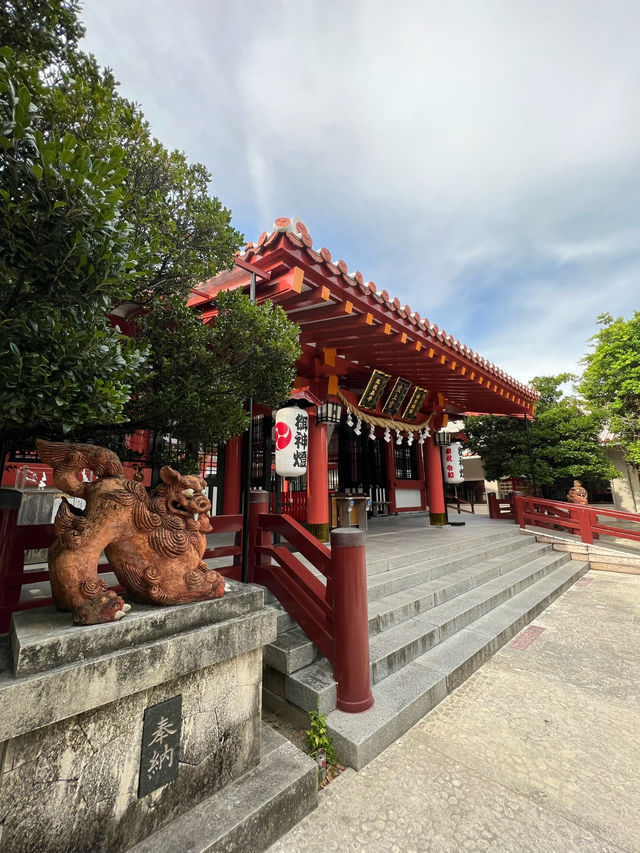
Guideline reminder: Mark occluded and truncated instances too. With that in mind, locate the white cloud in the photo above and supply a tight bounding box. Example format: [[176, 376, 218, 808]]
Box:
[[80, 0, 640, 385]]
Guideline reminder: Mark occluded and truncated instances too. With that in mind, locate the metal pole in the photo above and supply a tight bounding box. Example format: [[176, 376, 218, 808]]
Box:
[[524, 414, 537, 497], [241, 272, 257, 583]]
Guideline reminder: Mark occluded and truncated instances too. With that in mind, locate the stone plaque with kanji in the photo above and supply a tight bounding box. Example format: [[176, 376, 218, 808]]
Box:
[[138, 695, 182, 797]]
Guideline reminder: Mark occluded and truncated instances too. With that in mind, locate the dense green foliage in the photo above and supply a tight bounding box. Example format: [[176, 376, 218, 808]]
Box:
[[466, 374, 618, 495], [0, 46, 146, 433], [129, 290, 300, 446], [0, 1, 301, 468], [579, 312, 640, 469]]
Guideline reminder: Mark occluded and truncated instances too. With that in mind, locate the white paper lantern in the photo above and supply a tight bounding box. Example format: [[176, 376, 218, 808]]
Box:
[[275, 407, 309, 477], [441, 441, 464, 484]]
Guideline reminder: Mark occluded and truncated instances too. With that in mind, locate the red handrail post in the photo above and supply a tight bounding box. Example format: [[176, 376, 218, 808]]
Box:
[[0, 494, 22, 633], [513, 494, 525, 528], [487, 493, 498, 519], [331, 528, 374, 713], [576, 505, 594, 544], [249, 489, 271, 583]]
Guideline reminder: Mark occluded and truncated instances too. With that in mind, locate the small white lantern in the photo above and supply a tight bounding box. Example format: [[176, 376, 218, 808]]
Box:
[[275, 406, 309, 477], [441, 441, 464, 484]]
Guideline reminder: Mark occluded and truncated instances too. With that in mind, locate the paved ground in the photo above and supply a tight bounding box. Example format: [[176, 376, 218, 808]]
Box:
[[267, 568, 640, 853]]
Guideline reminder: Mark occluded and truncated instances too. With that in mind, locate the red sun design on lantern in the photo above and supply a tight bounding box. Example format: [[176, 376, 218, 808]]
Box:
[[275, 421, 292, 450]]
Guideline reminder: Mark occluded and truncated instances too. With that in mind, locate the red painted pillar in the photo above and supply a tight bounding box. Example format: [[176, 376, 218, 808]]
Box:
[[417, 437, 427, 511], [331, 527, 374, 713], [425, 435, 446, 525], [513, 493, 525, 528], [248, 489, 271, 583], [576, 505, 594, 544], [306, 411, 329, 541], [223, 436, 242, 515], [385, 439, 397, 514], [0, 491, 22, 633]]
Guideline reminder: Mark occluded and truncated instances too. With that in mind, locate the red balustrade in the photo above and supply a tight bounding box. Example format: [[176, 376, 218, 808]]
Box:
[[488, 492, 516, 519], [0, 489, 374, 713], [202, 513, 243, 580], [0, 501, 120, 633], [249, 489, 372, 712], [513, 495, 640, 546]]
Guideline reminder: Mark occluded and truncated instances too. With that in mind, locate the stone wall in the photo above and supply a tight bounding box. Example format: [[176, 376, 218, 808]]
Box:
[[0, 586, 276, 853]]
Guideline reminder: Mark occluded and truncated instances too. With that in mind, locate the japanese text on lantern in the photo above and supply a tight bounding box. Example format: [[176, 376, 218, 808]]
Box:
[[275, 407, 309, 477], [441, 442, 464, 484]]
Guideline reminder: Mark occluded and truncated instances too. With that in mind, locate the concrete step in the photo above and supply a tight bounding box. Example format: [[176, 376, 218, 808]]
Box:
[[325, 560, 589, 769], [262, 544, 544, 681], [366, 532, 539, 601], [365, 527, 524, 577], [276, 546, 568, 713], [263, 626, 318, 675], [367, 549, 571, 683], [129, 723, 317, 853], [265, 601, 297, 634], [367, 541, 554, 635]]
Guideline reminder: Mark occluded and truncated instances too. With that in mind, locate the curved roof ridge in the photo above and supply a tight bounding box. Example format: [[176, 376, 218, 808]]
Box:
[[237, 217, 538, 399]]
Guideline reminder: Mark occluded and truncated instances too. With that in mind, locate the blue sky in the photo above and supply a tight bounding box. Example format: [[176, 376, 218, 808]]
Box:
[[80, 1, 640, 387]]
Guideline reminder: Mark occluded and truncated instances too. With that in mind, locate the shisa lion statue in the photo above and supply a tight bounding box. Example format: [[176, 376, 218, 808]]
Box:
[[36, 439, 226, 626], [567, 479, 588, 506]]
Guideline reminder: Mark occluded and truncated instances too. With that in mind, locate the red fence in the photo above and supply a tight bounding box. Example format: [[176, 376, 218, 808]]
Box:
[[0, 501, 119, 633], [269, 490, 307, 522], [248, 490, 372, 712], [487, 492, 516, 519], [0, 489, 373, 714], [513, 495, 640, 546], [202, 513, 243, 580]]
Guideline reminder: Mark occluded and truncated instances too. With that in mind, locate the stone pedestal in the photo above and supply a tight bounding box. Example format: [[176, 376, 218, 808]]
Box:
[[0, 584, 277, 853]]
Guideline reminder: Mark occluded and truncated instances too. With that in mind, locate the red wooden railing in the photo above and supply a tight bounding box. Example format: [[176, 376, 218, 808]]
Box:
[[0, 501, 120, 633], [0, 489, 374, 713], [513, 495, 640, 546], [246, 490, 373, 712], [488, 492, 517, 519], [202, 513, 243, 581], [269, 490, 307, 522], [447, 494, 475, 514]]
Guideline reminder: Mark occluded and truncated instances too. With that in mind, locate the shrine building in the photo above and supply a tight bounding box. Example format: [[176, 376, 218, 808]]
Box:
[[189, 218, 538, 540]]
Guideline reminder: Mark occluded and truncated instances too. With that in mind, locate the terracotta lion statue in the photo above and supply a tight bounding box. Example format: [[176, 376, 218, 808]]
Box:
[[567, 479, 588, 506], [36, 439, 226, 626]]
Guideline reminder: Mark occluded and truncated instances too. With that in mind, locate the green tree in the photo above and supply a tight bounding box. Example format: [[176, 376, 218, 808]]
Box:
[[0, 0, 83, 70], [0, 2, 301, 476], [579, 312, 640, 469], [127, 290, 300, 448], [466, 374, 618, 497], [0, 47, 146, 436]]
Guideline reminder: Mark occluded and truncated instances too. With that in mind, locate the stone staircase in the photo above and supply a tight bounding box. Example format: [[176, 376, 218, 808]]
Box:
[[262, 526, 588, 769]]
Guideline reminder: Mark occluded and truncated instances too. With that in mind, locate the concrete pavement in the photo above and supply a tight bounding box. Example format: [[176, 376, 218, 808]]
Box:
[[267, 568, 640, 852]]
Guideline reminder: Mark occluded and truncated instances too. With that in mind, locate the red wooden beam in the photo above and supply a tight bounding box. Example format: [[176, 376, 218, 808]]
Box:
[[235, 257, 272, 280]]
